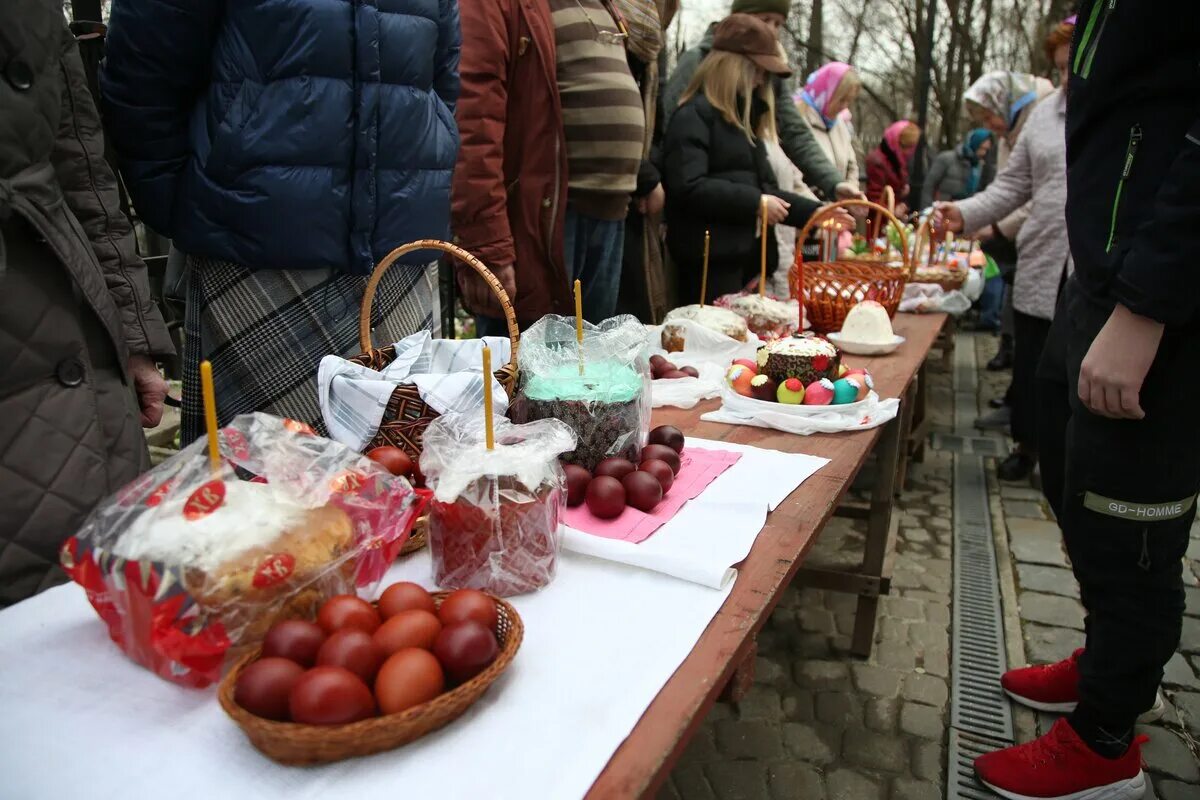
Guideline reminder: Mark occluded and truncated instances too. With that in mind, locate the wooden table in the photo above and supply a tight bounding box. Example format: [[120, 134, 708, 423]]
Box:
[[586, 312, 947, 800]]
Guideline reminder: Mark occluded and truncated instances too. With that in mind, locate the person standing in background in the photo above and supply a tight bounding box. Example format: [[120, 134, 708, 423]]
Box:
[[974, 3, 1199, 796], [100, 0, 459, 443], [921, 128, 993, 207], [1, 0, 172, 607], [865, 120, 920, 212], [794, 62, 862, 189], [455, 0, 644, 332], [662, 0, 864, 205]]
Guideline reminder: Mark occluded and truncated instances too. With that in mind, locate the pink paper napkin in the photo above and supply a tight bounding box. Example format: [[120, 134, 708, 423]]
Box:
[[564, 448, 742, 543]]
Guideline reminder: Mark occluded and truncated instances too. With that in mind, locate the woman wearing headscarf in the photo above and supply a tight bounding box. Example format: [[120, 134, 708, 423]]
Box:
[[794, 63, 862, 187], [960, 71, 1055, 373], [865, 120, 920, 210], [920, 129, 993, 207], [937, 39, 1067, 484]]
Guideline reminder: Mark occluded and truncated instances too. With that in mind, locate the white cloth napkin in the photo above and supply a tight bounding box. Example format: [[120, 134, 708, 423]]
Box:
[[645, 320, 762, 408], [702, 387, 900, 435], [318, 332, 511, 451]]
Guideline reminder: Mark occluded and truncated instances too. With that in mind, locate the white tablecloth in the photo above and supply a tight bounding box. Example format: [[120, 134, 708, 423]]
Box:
[[0, 439, 830, 800]]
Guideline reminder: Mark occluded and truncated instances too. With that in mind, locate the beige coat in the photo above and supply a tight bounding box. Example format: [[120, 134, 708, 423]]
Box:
[[797, 102, 860, 187], [0, 1, 173, 607]]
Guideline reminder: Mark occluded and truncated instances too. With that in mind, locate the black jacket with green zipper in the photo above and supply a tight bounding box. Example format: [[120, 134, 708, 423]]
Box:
[[1065, 0, 1200, 328]]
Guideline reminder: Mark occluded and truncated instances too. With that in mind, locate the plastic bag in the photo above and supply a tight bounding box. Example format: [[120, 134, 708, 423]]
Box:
[[60, 413, 425, 688], [509, 314, 650, 471], [899, 283, 973, 315], [421, 412, 576, 596], [714, 293, 800, 341]]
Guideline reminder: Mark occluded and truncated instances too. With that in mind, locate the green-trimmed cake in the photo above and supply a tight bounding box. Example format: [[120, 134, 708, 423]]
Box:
[[755, 335, 841, 385]]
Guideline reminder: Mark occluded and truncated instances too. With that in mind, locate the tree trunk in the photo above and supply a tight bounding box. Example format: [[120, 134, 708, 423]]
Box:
[[807, 0, 824, 77]]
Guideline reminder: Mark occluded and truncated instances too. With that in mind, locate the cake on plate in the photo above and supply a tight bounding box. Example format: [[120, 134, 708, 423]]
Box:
[[661, 304, 748, 352], [839, 300, 895, 345], [717, 293, 797, 340], [755, 335, 841, 385]]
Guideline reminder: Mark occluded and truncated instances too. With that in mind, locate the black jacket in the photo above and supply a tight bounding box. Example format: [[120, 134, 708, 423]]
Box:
[[664, 93, 821, 301], [1065, 0, 1200, 328]]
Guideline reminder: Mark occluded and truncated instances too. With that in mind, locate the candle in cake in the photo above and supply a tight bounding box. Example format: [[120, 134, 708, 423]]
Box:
[[482, 346, 494, 450], [200, 360, 220, 475], [574, 279, 584, 376], [759, 196, 769, 296], [700, 228, 710, 307]]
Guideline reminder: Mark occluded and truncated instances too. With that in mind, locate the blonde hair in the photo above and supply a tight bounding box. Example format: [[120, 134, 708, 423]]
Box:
[[898, 122, 921, 148], [827, 69, 862, 115], [680, 51, 777, 143]]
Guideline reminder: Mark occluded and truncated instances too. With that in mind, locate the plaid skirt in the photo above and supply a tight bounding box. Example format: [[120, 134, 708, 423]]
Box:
[[181, 256, 438, 444]]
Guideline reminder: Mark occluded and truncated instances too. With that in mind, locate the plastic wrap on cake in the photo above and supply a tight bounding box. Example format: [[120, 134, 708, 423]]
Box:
[[508, 314, 650, 471], [59, 413, 425, 688], [421, 413, 576, 596]]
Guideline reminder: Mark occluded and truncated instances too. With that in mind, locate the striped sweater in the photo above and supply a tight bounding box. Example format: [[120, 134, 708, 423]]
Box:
[[550, 0, 646, 220]]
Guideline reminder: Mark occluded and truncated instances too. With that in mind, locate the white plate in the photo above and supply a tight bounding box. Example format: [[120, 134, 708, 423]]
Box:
[[826, 332, 906, 356], [720, 385, 873, 415]]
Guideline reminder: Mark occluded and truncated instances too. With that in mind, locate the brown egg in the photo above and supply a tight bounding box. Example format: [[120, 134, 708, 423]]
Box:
[[641, 443, 682, 475], [288, 666, 376, 725], [680, 366, 700, 378], [316, 629, 385, 683], [372, 609, 442, 655], [375, 649, 445, 715], [594, 457, 636, 481], [234, 657, 305, 721], [564, 464, 592, 507], [585, 476, 626, 519], [377, 581, 437, 618], [660, 370, 691, 380], [647, 425, 685, 454], [639, 458, 674, 495], [622, 470, 663, 512]]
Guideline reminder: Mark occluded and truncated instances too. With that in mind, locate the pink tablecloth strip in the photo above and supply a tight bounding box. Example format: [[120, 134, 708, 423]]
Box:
[[564, 448, 742, 543]]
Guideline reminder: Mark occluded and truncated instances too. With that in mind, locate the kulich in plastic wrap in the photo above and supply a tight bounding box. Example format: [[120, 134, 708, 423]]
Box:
[[421, 413, 576, 596], [508, 314, 651, 471], [59, 413, 426, 688]]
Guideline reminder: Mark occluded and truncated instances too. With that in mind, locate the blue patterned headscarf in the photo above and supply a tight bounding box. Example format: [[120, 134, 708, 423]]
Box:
[[960, 128, 992, 196]]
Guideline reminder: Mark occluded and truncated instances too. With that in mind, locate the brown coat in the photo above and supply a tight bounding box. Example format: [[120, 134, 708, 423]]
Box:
[[0, 1, 173, 607], [452, 0, 572, 325]]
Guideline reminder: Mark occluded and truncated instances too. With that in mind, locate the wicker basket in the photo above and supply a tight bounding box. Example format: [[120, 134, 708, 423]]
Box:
[[909, 218, 968, 291], [347, 240, 520, 462], [400, 517, 428, 556], [218, 591, 523, 765], [788, 199, 914, 333]]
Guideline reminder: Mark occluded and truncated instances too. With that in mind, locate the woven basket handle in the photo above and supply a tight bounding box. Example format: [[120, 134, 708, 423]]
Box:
[[911, 217, 939, 265], [797, 199, 914, 278], [359, 239, 520, 360]]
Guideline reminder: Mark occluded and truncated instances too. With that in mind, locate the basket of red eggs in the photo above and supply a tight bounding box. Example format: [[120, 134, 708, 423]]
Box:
[[218, 583, 522, 764]]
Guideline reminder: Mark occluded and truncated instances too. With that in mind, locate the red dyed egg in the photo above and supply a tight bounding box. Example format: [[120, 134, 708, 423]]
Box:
[[564, 464, 592, 507], [648, 425, 685, 454], [641, 444, 681, 475], [622, 470, 663, 512], [585, 476, 626, 519], [639, 459, 674, 495], [680, 366, 700, 378], [594, 457, 636, 481]]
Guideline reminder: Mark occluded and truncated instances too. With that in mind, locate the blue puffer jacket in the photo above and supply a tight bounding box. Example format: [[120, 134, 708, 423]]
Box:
[[100, 0, 460, 274]]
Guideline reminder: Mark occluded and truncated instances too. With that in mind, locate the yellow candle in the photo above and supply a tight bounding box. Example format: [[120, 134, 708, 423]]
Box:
[[200, 360, 221, 476], [482, 346, 494, 450]]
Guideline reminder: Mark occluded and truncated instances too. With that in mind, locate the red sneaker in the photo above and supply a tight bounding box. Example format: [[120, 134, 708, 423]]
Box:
[[974, 718, 1147, 800], [1001, 649, 1084, 712], [1001, 650, 1166, 722]]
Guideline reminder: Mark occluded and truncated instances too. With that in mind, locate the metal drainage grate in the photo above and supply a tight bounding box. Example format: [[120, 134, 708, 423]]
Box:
[[931, 432, 1007, 457], [947, 333, 1015, 797], [947, 729, 1015, 800]]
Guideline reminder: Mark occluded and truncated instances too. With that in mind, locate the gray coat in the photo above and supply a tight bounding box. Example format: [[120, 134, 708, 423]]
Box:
[[0, 0, 173, 607], [661, 24, 843, 199], [921, 147, 984, 208], [958, 89, 1071, 321]]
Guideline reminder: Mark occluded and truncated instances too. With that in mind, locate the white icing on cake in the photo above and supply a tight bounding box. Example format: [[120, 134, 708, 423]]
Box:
[[728, 294, 791, 323], [114, 481, 310, 573], [840, 301, 895, 345], [663, 305, 748, 338]]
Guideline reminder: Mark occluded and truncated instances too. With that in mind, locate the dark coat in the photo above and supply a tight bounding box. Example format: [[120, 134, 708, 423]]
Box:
[[663, 93, 821, 302], [100, 0, 461, 274], [452, 0, 571, 324], [865, 141, 908, 206], [1065, 0, 1200, 328], [1, 0, 174, 607]]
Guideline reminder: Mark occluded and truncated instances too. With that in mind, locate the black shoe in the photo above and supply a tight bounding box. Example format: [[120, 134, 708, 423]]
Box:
[[975, 406, 1011, 431], [987, 348, 1013, 371], [997, 451, 1035, 482], [988, 396, 1008, 409]]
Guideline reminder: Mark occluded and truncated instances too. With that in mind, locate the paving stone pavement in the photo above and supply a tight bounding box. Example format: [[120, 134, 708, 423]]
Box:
[[977, 335, 1200, 797], [659, 348, 956, 800]]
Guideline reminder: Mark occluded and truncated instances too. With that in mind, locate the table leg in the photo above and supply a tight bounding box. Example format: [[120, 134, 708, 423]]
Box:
[[912, 360, 928, 464], [719, 638, 758, 703], [850, 413, 903, 656], [896, 377, 918, 495]]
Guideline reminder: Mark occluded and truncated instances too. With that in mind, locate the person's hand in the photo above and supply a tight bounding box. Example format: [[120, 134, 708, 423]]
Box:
[[932, 202, 964, 235], [637, 183, 665, 216], [895, 202, 910, 219], [1078, 304, 1165, 419], [817, 205, 856, 231], [834, 182, 867, 217], [458, 261, 517, 319], [969, 226, 994, 242], [761, 195, 791, 225], [127, 354, 167, 428]]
